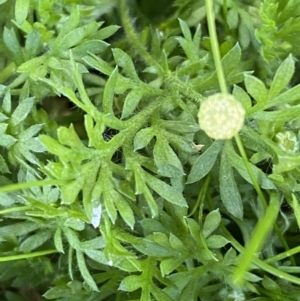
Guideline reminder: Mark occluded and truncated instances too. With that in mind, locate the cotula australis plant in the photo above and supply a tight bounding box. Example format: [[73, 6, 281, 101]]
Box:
[[1, 0, 300, 300]]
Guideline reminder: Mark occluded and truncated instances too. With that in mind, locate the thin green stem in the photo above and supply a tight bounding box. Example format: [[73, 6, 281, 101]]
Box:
[[68, 247, 74, 280], [223, 0, 228, 17], [234, 134, 268, 208], [222, 0, 230, 35], [205, 0, 227, 94], [0, 206, 32, 215], [0, 179, 67, 193], [187, 176, 210, 218], [278, 267, 300, 273], [0, 249, 57, 262], [266, 245, 300, 264]]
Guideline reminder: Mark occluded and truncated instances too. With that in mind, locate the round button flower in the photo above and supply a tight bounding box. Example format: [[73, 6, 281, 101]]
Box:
[[197, 93, 246, 140], [274, 130, 299, 154]]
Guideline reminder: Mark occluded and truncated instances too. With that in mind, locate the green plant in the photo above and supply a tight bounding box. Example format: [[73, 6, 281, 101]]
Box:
[[1, 0, 300, 300]]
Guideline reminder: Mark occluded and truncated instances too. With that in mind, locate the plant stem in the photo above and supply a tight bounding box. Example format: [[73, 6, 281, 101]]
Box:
[[0, 179, 68, 193], [0, 249, 57, 262], [187, 176, 210, 218], [0, 206, 32, 215], [266, 245, 300, 264], [205, 0, 227, 94], [234, 134, 268, 208]]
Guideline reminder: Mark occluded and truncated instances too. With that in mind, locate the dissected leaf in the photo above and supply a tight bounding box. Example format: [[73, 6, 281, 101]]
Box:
[[233, 85, 252, 113], [228, 145, 276, 190], [269, 54, 295, 99], [15, 0, 29, 24], [94, 25, 120, 40], [25, 30, 41, 58], [3, 27, 24, 64], [202, 209, 221, 238], [112, 48, 139, 81], [83, 53, 113, 75], [54, 227, 64, 253], [160, 257, 183, 276], [10, 97, 35, 127], [102, 66, 118, 114], [187, 140, 223, 184], [122, 89, 143, 119], [19, 229, 52, 252], [1, 3, 300, 300], [220, 142, 243, 220], [76, 249, 99, 291], [118, 275, 142, 292], [206, 235, 229, 249], [245, 74, 268, 105], [134, 127, 155, 150], [144, 172, 187, 207], [59, 22, 100, 50], [43, 286, 70, 299], [0, 221, 40, 237], [153, 136, 184, 178], [113, 193, 135, 229]]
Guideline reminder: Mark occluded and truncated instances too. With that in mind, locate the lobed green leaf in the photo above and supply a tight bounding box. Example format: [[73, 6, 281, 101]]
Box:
[[202, 209, 221, 238], [220, 142, 243, 220], [187, 140, 223, 184]]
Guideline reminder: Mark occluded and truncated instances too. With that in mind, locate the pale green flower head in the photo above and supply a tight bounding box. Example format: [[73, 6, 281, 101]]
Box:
[[198, 93, 246, 140], [274, 130, 299, 154]]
